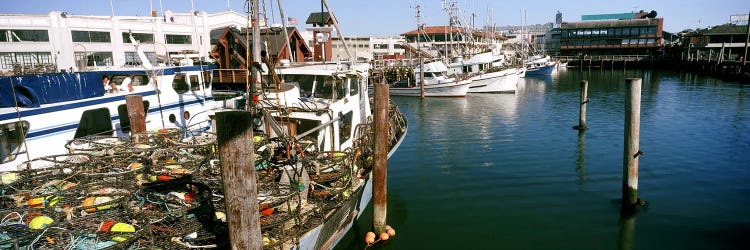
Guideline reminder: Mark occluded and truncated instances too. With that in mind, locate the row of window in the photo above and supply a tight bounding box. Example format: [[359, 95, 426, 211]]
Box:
[[1, 51, 174, 69], [562, 26, 657, 39], [561, 38, 657, 47], [0, 29, 191, 44], [0, 52, 53, 69]]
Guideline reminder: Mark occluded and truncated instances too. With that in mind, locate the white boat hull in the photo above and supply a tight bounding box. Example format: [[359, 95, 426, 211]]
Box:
[[467, 68, 518, 93], [388, 79, 471, 97]]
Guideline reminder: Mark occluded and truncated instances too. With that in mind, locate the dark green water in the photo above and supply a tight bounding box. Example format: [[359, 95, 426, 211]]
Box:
[[337, 68, 750, 250]]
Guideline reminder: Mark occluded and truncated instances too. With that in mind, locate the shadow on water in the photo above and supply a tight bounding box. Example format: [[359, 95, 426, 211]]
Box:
[[575, 130, 587, 187]]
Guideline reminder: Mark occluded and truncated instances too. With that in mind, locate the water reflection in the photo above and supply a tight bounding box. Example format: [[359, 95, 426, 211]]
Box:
[[576, 130, 587, 187], [617, 212, 637, 250]]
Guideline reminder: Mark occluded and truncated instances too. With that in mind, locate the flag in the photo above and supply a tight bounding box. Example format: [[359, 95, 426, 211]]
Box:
[[288, 17, 298, 26]]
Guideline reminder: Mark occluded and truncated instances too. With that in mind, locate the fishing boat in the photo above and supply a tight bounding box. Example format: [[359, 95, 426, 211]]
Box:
[[1, 63, 215, 172], [387, 60, 471, 97], [449, 46, 519, 93], [524, 54, 556, 75]]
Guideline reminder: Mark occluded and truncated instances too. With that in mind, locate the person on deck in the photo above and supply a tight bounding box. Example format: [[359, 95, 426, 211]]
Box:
[[121, 75, 134, 92], [103, 76, 117, 93]]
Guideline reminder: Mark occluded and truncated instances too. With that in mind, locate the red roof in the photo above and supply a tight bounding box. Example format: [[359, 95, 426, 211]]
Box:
[[401, 26, 466, 36]]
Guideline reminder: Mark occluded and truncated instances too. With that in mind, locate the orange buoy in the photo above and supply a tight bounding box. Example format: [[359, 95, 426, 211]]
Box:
[[386, 228, 396, 237], [365, 235, 376, 245], [379, 232, 390, 241], [365, 231, 376, 244]]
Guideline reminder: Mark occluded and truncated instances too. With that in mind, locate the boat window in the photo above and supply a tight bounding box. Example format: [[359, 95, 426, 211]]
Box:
[[173, 73, 189, 94], [190, 75, 200, 91], [296, 119, 322, 139], [335, 78, 347, 99], [0, 121, 29, 164], [349, 77, 359, 96], [313, 76, 336, 99], [74, 107, 113, 139], [111, 75, 149, 86], [338, 111, 353, 146], [282, 74, 316, 98]]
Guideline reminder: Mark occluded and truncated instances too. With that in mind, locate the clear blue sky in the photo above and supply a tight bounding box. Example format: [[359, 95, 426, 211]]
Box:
[[3, 0, 749, 35]]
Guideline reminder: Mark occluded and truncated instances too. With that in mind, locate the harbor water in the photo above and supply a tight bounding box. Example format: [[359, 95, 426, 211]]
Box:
[[336, 68, 750, 249]]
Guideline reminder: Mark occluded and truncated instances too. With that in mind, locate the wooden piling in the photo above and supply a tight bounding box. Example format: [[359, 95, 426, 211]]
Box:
[[575, 80, 588, 130], [125, 95, 146, 142], [622, 78, 642, 210], [216, 111, 262, 250], [373, 83, 389, 233]]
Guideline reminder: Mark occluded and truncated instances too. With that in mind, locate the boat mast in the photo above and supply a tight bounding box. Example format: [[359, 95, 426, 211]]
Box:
[[417, 3, 425, 98], [247, 0, 261, 111]]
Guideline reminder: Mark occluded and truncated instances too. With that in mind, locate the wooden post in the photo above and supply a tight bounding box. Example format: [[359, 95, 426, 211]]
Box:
[[373, 83, 389, 233], [216, 111, 262, 250], [623, 78, 642, 211], [125, 95, 146, 142], [574, 80, 588, 130]]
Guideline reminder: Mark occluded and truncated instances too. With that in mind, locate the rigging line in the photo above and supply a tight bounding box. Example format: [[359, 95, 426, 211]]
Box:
[[9, 76, 32, 168]]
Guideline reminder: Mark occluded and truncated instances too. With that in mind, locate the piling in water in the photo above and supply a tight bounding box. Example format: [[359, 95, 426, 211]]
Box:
[[622, 78, 642, 211], [373, 83, 389, 233], [216, 111, 262, 249], [579, 80, 589, 130]]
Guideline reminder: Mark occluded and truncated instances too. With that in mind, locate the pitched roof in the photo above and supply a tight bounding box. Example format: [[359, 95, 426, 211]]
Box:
[[306, 12, 332, 25]]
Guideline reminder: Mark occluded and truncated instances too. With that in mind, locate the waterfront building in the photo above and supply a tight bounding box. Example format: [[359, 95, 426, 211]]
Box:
[[679, 22, 750, 62], [0, 10, 247, 74], [559, 11, 664, 57], [328, 36, 406, 62]]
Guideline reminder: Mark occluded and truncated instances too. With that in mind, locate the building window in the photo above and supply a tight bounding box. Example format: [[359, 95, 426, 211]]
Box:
[[165, 34, 191, 44], [373, 44, 388, 49], [0, 52, 53, 69], [122, 32, 154, 43], [74, 51, 113, 67], [0, 29, 49, 42], [72, 30, 111, 43], [647, 26, 656, 35], [124, 51, 157, 65]]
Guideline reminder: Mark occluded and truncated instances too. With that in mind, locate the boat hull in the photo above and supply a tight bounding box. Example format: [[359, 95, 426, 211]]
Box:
[[467, 68, 518, 93], [526, 64, 556, 75], [388, 79, 471, 97]]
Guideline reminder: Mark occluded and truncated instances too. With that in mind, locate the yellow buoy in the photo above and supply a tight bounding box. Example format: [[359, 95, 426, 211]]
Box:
[[110, 222, 136, 233], [28, 216, 54, 230], [1, 172, 18, 185]]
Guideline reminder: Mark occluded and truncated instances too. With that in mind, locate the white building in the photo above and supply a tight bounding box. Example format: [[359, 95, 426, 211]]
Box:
[[326, 35, 406, 61], [0, 10, 246, 74]]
